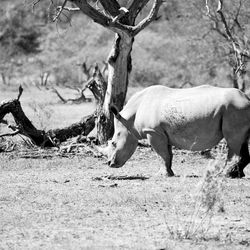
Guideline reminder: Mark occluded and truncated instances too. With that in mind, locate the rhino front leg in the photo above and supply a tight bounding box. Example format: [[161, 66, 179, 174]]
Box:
[[145, 129, 174, 177]]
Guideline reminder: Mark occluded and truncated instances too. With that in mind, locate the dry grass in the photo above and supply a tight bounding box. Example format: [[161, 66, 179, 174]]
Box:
[[165, 157, 227, 241], [0, 87, 250, 249], [0, 147, 250, 249]]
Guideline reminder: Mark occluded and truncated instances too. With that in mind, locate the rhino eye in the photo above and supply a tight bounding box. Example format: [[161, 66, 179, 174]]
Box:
[[112, 141, 117, 147]]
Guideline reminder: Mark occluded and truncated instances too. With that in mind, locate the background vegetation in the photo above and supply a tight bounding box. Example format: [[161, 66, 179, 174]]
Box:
[[1, 1, 250, 249], [0, 0, 249, 90]]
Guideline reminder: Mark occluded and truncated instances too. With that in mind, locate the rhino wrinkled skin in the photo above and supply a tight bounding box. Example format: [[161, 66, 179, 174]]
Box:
[[98, 85, 250, 178]]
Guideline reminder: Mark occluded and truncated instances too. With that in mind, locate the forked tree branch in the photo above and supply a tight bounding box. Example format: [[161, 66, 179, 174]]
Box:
[[69, 0, 133, 35], [132, 0, 163, 36], [53, 0, 68, 21], [111, 7, 129, 23], [51, 0, 163, 36], [127, 0, 151, 24], [99, 0, 120, 17], [231, 0, 243, 31], [205, 0, 250, 91], [0, 130, 20, 138], [216, 0, 234, 42]]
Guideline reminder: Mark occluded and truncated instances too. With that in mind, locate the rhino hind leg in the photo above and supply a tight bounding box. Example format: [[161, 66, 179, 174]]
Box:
[[226, 141, 250, 178], [145, 130, 174, 177]]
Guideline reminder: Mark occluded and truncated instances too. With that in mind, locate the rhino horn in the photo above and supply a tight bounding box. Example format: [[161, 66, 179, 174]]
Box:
[[95, 145, 109, 156]]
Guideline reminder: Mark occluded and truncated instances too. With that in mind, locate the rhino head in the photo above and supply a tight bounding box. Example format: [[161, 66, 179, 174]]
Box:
[[97, 106, 138, 168]]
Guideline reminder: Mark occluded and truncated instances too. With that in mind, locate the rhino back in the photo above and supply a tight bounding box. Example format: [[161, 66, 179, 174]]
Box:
[[133, 85, 250, 150], [121, 85, 250, 150]]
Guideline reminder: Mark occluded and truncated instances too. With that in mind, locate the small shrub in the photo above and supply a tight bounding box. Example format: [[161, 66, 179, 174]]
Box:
[[166, 155, 226, 241], [0, 4, 42, 56]]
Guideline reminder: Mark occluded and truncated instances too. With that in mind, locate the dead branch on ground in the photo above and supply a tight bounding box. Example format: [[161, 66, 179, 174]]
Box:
[[0, 63, 108, 152], [0, 85, 96, 148], [51, 87, 92, 104], [51, 60, 107, 104]]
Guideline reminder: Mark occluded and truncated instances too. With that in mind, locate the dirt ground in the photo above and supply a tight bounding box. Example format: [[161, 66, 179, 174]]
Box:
[[0, 146, 250, 250], [0, 87, 250, 249]]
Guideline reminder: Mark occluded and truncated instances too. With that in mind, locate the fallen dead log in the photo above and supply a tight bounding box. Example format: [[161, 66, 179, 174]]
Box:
[[0, 63, 109, 151], [0, 86, 96, 147]]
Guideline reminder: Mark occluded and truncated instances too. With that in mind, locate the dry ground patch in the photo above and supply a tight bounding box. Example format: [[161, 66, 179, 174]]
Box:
[[0, 87, 250, 249], [0, 147, 250, 249]]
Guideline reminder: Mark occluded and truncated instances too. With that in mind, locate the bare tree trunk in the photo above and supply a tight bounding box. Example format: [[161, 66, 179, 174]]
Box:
[[99, 33, 133, 143], [35, 0, 163, 144]]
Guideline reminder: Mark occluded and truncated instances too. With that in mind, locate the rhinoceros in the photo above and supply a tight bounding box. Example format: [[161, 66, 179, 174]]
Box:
[[98, 85, 250, 178]]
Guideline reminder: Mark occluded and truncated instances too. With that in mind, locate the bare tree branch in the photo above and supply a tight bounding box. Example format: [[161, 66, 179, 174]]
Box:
[[46, 0, 164, 36], [127, 0, 151, 24], [70, 0, 133, 35], [87, 64, 107, 104], [99, 0, 120, 17], [17, 85, 23, 101], [53, 0, 68, 22], [0, 130, 20, 138], [231, 0, 243, 31], [205, 0, 250, 91], [111, 7, 129, 23], [132, 0, 163, 36], [69, 0, 110, 25], [56, 5, 80, 12], [216, 0, 234, 42], [205, 0, 212, 17], [51, 87, 91, 104], [51, 88, 67, 103]]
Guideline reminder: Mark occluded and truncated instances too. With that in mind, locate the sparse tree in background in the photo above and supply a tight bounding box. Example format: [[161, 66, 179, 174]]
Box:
[[205, 0, 250, 91], [0, 0, 164, 148], [41, 0, 164, 143], [0, 3, 44, 85]]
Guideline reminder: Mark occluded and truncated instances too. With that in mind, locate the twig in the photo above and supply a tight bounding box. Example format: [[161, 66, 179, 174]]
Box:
[[216, 0, 234, 42], [205, 0, 211, 17], [133, 0, 163, 36], [0, 130, 20, 137], [32, 0, 42, 11], [111, 7, 129, 23], [53, 0, 68, 22], [17, 85, 23, 101], [51, 88, 67, 103]]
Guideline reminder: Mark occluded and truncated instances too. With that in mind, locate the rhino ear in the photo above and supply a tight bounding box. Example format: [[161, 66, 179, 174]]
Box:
[[110, 105, 119, 116], [142, 128, 164, 137]]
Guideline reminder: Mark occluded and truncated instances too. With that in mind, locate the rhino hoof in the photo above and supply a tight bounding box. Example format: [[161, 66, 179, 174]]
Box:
[[226, 169, 245, 179], [166, 172, 175, 177]]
